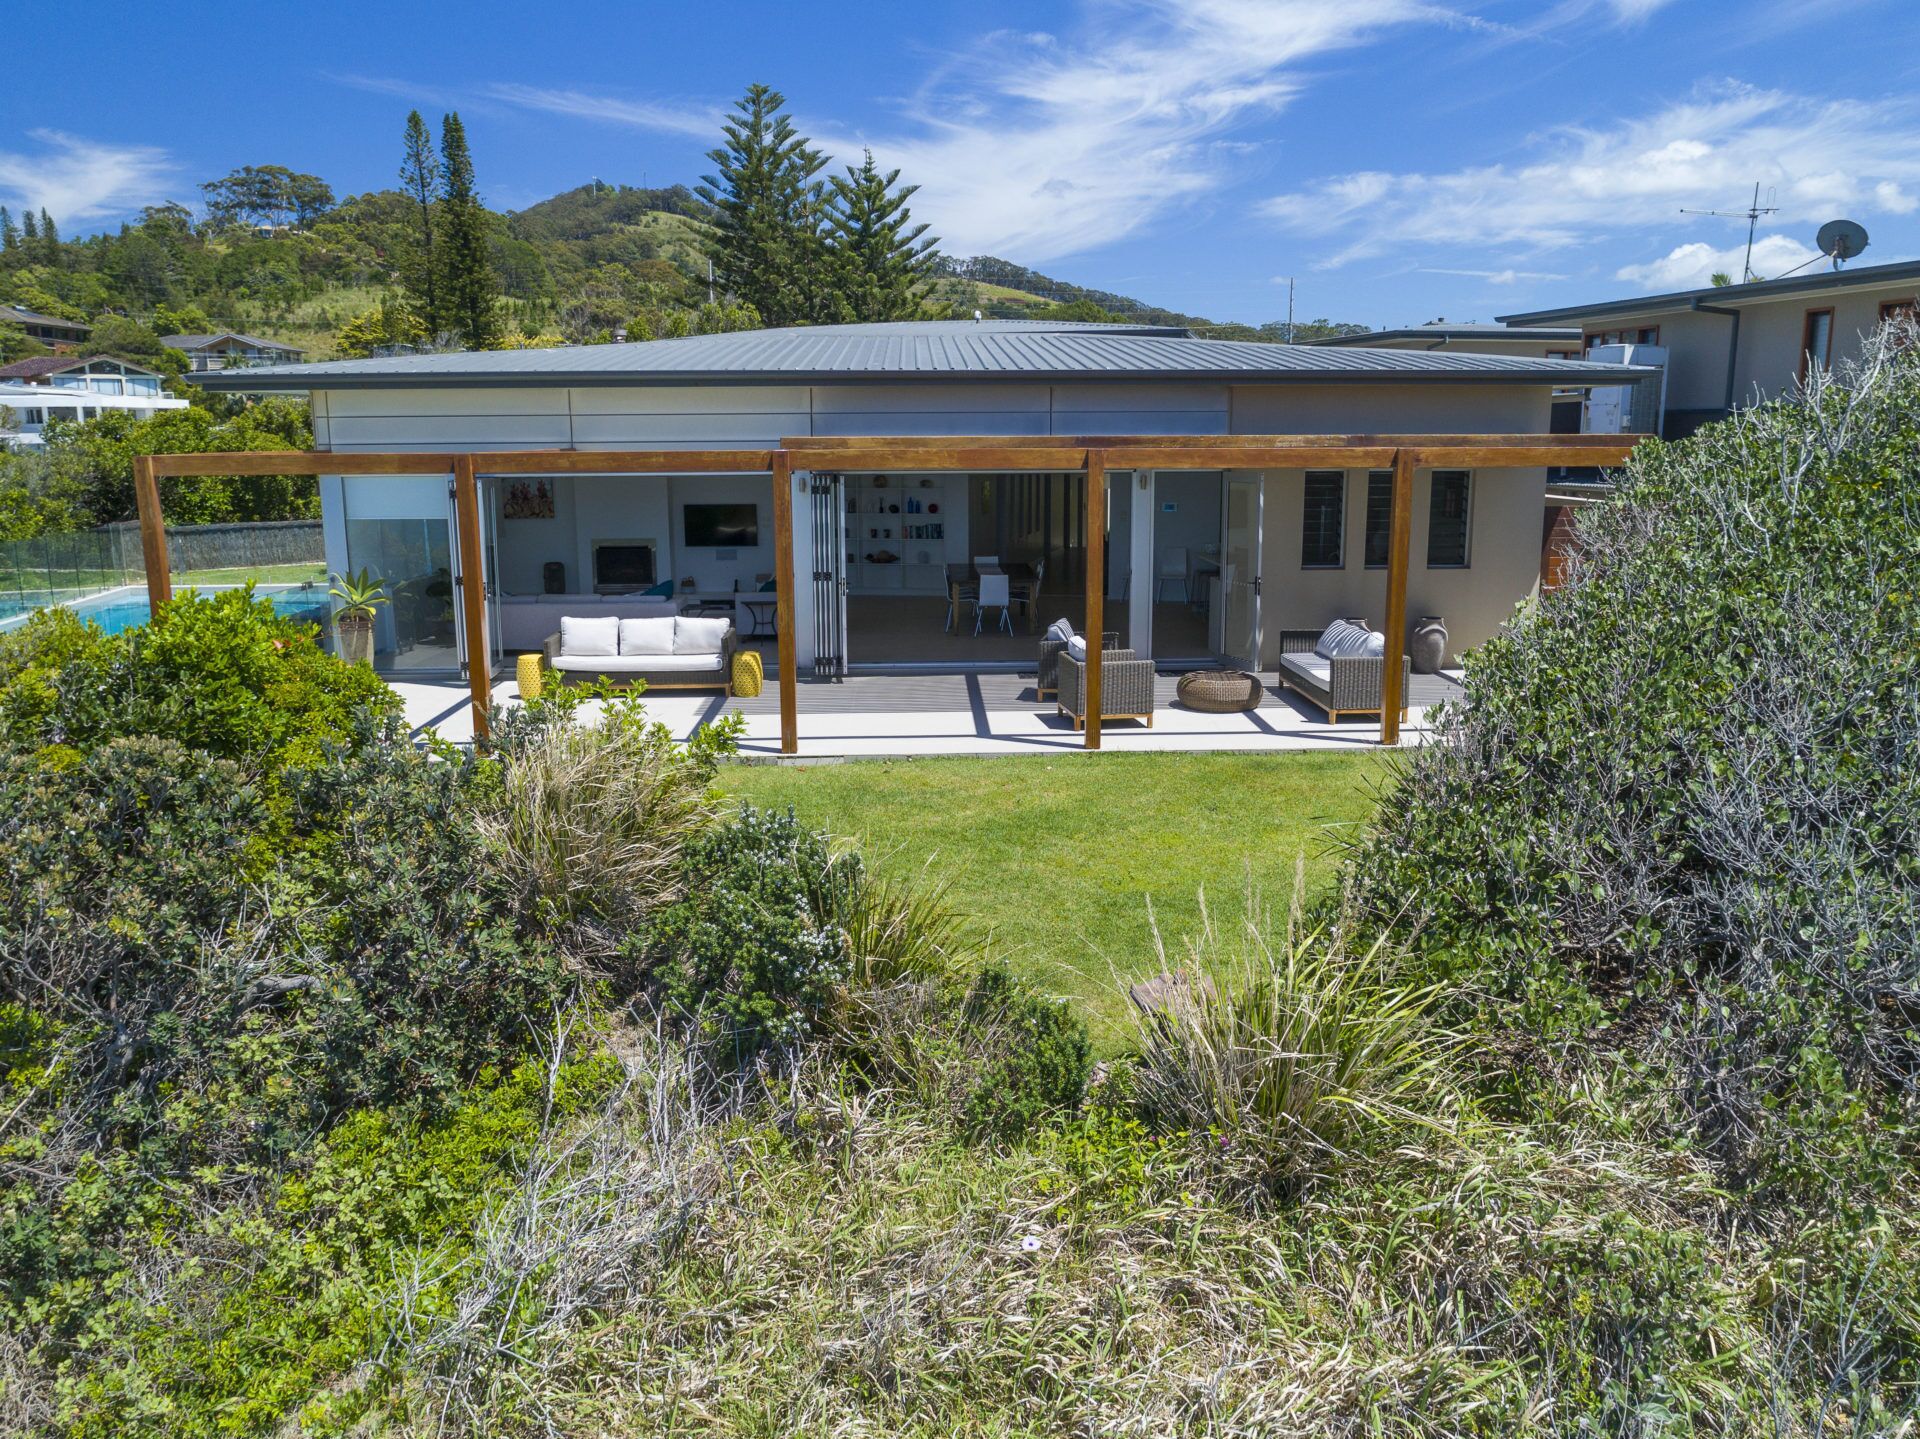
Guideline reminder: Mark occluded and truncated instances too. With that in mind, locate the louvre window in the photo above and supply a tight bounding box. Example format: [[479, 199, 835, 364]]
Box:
[[1301, 470, 1344, 568], [1426, 471, 1471, 568], [1363, 470, 1393, 568]]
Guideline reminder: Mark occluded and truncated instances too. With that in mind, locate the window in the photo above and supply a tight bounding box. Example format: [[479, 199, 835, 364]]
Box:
[[1300, 470, 1345, 568], [1881, 299, 1917, 322], [22, 408, 45, 425], [1583, 325, 1659, 353], [1363, 470, 1394, 568], [1426, 471, 1471, 568], [1801, 308, 1834, 380]]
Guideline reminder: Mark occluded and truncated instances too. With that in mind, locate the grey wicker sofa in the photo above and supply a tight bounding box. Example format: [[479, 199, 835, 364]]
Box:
[[1037, 630, 1119, 700], [1276, 627, 1409, 722], [541, 615, 737, 694], [1057, 646, 1155, 729]]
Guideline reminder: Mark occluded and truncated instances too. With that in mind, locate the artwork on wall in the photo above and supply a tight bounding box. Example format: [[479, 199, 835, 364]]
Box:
[[502, 479, 555, 520]]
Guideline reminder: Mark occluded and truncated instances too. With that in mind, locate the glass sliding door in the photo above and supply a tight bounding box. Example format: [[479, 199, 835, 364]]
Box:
[[1220, 474, 1262, 670], [341, 476, 460, 674]]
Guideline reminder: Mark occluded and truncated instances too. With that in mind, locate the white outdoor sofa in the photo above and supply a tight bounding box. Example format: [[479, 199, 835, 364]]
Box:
[[540, 614, 737, 694]]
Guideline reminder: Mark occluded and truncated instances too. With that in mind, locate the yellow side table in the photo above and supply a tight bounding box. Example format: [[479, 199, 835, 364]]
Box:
[[516, 651, 545, 701], [730, 649, 763, 697]]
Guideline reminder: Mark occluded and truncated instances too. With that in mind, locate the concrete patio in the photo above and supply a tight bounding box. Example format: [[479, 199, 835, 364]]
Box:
[[394, 667, 1465, 759]]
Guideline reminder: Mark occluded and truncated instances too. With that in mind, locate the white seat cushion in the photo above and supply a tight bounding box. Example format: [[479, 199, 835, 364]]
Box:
[[1281, 653, 1333, 684], [560, 615, 619, 657], [673, 615, 731, 655], [618, 616, 676, 655], [550, 652, 722, 674]]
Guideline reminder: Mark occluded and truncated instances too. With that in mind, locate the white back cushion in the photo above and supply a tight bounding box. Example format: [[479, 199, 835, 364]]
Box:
[[673, 615, 732, 655], [1315, 619, 1375, 659], [1066, 634, 1087, 661], [561, 615, 619, 657], [1047, 618, 1074, 643], [619, 616, 677, 655], [1361, 630, 1387, 658]]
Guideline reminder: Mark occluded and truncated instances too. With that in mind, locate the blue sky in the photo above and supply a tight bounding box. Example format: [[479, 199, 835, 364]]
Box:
[[5, 0, 1919, 328]]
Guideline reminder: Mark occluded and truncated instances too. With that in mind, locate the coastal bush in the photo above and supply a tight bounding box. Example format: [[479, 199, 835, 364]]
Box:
[[0, 588, 394, 772], [1346, 326, 1920, 1190]]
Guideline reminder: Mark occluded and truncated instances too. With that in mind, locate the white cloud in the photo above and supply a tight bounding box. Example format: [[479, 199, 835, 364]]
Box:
[[1421, 265, 1567, 284], [1875, 180, 1918, 215], [481, 84, 719, 140], [1614, 233, 1822, 289], [0, 129, 175, 226], [1261, 83, 1920, 267]]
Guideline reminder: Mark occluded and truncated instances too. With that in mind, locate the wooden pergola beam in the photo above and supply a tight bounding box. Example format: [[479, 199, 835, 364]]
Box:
[[451, 454, 492, 741], [132, 453, 171, 611], [1379, 448, 1416, 746], [770, 450, 798, 755], [1083, 451, 1107, 751]]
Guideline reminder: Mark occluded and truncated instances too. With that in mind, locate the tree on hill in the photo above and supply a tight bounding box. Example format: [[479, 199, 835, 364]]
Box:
[[0, 320, 48, 364], [697, 84, 831, 327], [0, 206, 15, 250], [84, 315, 187, 375], [397, 110, 442, 335], [436, 112, 502, 348], [825, 149, 940, 322], [200, 165, 335, 230]]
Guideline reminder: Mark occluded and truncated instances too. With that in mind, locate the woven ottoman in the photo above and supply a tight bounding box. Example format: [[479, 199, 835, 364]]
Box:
[[1175, 669, 1262, 713], [515, 651, 545, 701]]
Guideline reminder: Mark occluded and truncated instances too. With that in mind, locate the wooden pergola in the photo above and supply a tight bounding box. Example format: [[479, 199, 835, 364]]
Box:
[[132, 433, 1643, 752]]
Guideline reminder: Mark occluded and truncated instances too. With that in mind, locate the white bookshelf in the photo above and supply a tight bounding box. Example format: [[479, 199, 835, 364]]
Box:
[[845, 474, 967, 595]]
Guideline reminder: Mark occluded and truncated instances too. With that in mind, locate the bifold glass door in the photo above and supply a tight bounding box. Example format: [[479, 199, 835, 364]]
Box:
[[340, 475, 460, 674], [1221, 475, 1262, 670]]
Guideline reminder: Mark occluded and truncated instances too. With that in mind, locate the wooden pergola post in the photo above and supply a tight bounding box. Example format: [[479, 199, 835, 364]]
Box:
[[1379, 447, 1415, 745], [1083, 451, 1107, 751], [451, 454, 492, 741], [132, 453, 172, 611], [771, 450, 798, 755]]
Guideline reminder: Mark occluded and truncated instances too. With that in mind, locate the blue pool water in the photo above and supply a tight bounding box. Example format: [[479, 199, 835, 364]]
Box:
[[62, 586, 334, 637]]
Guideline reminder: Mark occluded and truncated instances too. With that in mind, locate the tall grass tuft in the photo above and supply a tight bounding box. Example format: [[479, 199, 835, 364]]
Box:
[[1130, 883, 1454, 1193]]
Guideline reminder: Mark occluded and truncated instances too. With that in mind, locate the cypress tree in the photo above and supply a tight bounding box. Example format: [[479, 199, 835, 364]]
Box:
[[398, 110, 442, 335], [695, 84, 830, 327], [435, 112, 501, 348], [826, 149, 940, 322], [0, 207, 15, 250], [39, 209, 59, 258], [21, 210, 37, 243]]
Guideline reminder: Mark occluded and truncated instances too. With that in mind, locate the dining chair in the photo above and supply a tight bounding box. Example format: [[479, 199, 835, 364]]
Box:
[[1010, 556, 1044, 625], [945, 574, 977, 632], [1156, 546, 1190, 603], [974, 572, 1012, 634]]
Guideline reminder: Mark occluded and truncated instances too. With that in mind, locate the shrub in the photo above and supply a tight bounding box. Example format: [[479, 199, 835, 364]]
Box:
[[1129, 890, 1451, 1194], [650, 805, 853, 1051], [1345, 326, 1920, 1189], [958, 963, 1093, 1141], [0, 589, 395, 773]]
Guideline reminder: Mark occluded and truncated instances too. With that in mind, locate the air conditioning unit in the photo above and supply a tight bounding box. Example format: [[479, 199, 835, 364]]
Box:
[[1583, 343, 1668, 436]]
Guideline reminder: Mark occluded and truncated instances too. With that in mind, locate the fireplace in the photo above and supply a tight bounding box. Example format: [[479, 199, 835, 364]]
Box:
[[592, 539, 657, 594]]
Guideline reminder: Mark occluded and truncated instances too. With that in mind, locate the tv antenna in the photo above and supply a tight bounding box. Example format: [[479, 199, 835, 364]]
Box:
[[1680, 182, 1778, 283]]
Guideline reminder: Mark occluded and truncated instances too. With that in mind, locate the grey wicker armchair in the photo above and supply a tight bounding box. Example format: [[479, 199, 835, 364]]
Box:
[[1057, 646, 1155, 729], [1276, 628, 1410, 722], [1037, 630, 1118, 700]]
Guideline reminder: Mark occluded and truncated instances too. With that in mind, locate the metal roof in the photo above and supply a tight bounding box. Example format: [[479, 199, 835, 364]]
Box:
[[1309, 323, 1581, 347], [0, 354, 165, 380], [162, 331, 304, 353], [1498, 257, 1920, 326], [198, 320, 1642, 392], [3, 303, 90, 332]]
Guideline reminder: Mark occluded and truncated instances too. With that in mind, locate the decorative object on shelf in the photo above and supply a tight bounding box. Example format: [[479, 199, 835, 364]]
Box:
[[888, 503, 899, 513], [1410, 616, 1448, 674], [917, 550, 931, 563], [680, 576, 697, 591], [919, 478, 933, 488], [868, 549, 899, 563], [501, 478, 556, 520], [927, 502, 939, 513], [1176, 669, 1263, 713], [873, 477, 888, 487]]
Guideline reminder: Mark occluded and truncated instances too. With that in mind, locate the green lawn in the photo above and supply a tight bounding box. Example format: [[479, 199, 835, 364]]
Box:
[[720, 751, 1394, 1045], [178, 562, 328, 588]]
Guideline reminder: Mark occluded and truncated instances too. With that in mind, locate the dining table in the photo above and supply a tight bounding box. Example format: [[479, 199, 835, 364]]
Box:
[[945, 561, 1042, 632]]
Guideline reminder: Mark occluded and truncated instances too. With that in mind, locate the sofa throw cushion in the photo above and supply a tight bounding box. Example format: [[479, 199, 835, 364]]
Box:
[[561, 615, 619, 658], [1361, 629, 1387, 658], [618, 616, 676, 655], [1048, 618, 1074, 642], [1066, 634, 1087, 661], [1315, 619, 1374, 660], [673, 615, 732, 655]]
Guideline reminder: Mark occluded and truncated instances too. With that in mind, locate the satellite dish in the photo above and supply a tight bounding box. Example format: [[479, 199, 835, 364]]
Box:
[[1817, 218, 1869, 266]]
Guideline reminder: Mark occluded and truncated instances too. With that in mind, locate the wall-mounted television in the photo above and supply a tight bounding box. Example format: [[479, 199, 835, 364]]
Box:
[[683, 502, 759, 548]]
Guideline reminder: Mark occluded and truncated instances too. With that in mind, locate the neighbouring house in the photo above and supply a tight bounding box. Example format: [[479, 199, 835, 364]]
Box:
[[2, 303, 91, 350], [195, 318, 1642, 698], [0, 358, 185, 451], [1496, 256, 1920, 441], [1307, 323, 1583, 361], [160, 330, 305, 372]]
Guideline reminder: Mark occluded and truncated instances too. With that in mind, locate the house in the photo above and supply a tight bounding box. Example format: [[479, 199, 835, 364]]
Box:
[[1308, 323, 1582, 361], [192, 318, 1639, 709], [0, 354, 170, 398], [2, 303, 91, 350], [160, 330, 305, 372], [0, 377, 189, 450], [1496, 257, 1920, 440]]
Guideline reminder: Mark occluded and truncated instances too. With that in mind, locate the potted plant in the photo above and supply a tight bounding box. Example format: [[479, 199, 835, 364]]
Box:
[[328, 568, 388, 667]]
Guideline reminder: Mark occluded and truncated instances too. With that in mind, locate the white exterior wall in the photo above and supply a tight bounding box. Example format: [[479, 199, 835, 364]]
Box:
[[310, 377, 1564, 670]]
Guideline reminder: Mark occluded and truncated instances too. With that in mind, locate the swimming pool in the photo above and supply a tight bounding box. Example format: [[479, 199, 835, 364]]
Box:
[[49, 585, 334, 637]]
